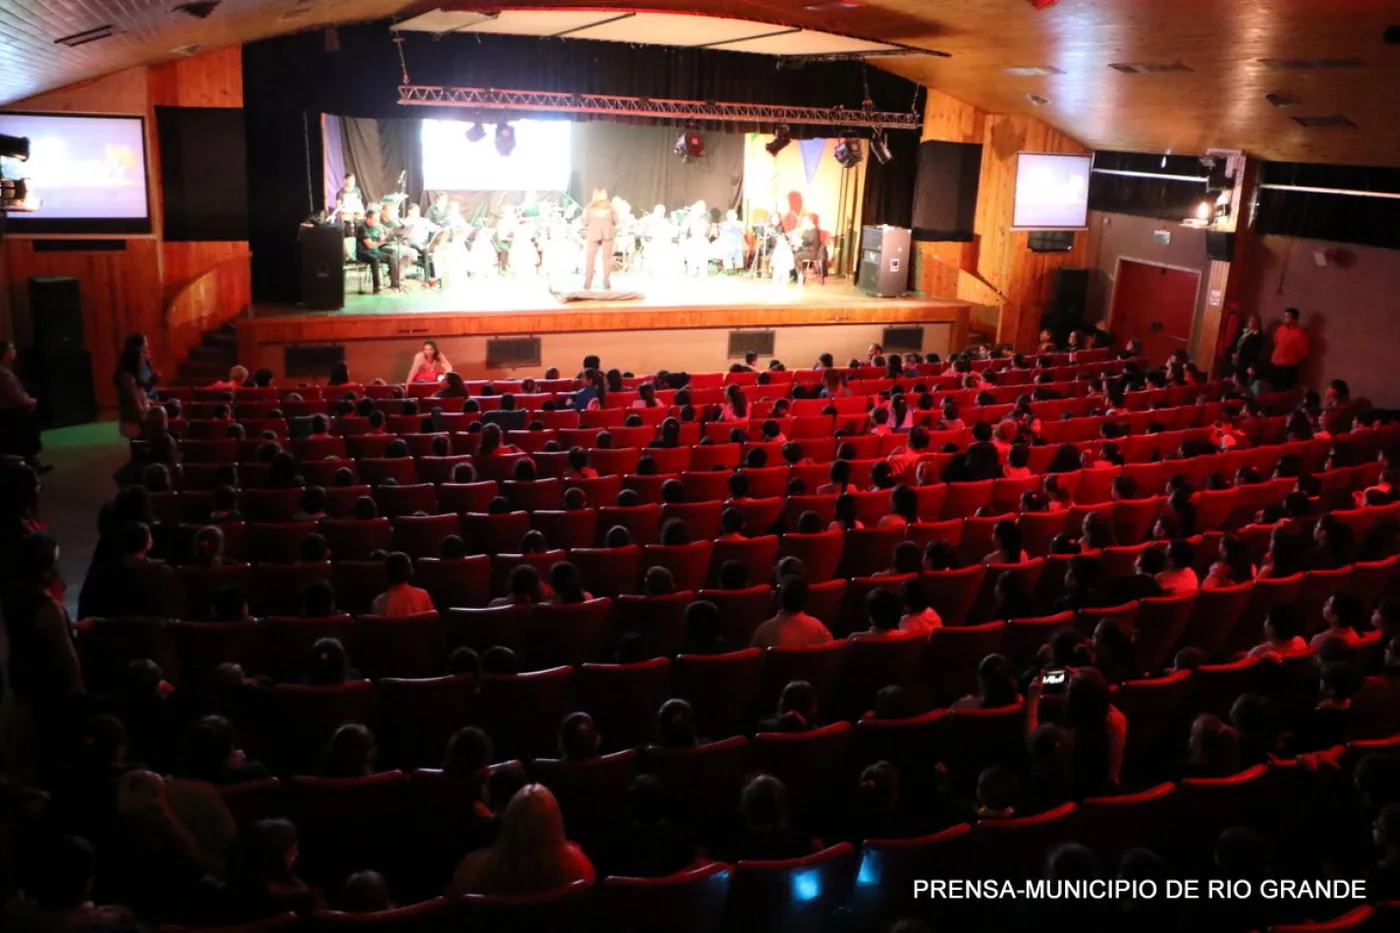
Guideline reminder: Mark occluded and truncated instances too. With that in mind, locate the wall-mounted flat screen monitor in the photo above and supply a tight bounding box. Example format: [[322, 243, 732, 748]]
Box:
[[0, 111, 152, 235], [1012, 152, 1091, 230]]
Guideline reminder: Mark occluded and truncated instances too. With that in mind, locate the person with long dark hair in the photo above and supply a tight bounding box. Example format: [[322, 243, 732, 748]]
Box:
[[115, 333, 157, 439]]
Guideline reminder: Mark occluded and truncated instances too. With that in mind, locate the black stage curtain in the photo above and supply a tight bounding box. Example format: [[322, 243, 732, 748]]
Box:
[[568, 123, 744, 215], [860, 129, 919, 229], [339, 117, 425, 206], [1254, 161, 1400, 250], [243, 21, 920, 302]]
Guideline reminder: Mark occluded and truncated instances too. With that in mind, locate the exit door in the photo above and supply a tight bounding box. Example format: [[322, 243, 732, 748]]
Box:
[[1109, 260, 1200, 363]]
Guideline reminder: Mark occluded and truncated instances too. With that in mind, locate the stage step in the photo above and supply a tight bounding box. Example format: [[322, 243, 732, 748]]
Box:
[[174, 318, 239, 388]]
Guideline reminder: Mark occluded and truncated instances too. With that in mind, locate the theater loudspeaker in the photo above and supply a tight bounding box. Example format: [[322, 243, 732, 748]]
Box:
[[300, 223, 346, 311], [858, 225, 912, 298], [27, 277, 86, 353], [24, 349, 97, 428]]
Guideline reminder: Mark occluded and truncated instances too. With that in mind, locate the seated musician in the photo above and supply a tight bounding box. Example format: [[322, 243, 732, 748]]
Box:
[[355, 210, 401, 294], [794, 216, 825, 283]]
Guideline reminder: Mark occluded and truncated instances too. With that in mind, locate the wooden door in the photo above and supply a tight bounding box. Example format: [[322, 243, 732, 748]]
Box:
[[1110, 260, 1200, 364]]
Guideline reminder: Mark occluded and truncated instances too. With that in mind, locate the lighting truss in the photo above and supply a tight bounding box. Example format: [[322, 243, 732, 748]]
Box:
[[397, 86, 923, 131]]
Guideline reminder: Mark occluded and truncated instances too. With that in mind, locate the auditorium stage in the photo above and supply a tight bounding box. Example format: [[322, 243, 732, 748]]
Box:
[[236, 275, 970, 383]]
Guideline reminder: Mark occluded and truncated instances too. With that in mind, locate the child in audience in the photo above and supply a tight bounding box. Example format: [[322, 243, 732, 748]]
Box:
[[1311, 592, 1366, 652], [1250, 603, 1310, 660], [370, 551, 434, 617]]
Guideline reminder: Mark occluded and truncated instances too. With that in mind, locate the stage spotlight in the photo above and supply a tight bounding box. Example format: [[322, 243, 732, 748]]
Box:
[[674, 129, 705, 162], [765, 125, 792, 156], [834, 134, 863, 169], [465, 122, 486, 143], [869, 132, 893, 165], [495, 123, 516, 156]]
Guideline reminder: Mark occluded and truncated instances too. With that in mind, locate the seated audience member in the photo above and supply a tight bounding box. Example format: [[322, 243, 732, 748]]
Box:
[[951, 654, 1021, 710], [984, 519, 1028, 564], [447, 784, 595, 895], [679, 600, 735, 656], [1029, 667, 1125, 795], [1205, 535, 1256, 589], [306, 636, 356, 685], [558, 712, 601, 761], [489, 565, 545, 607], [548, 561, 593, 604], [599, 774, 696, 877], [224, 819, 320, 919], [297, 533, 330, 563], [1249, 603, 1310, 660], [300, 578, 338, 619], [759, 680, 820, 733], [851, 589, 905, 639], [1155, 539, 1200, 595], [370, 551, 435, 617], [975, 766, 1019, 820], [1310, 591, 1365, 652], [725, 774, 816, 862], [1290, 663, 1362, 754], [1051, 555, 1107, 613], [899, 578, 942, 636], [339, 871, 393, 914], [442, 726, 494, 777], [655, 698, 701, 749], [1179, 714, 1242, 779], [320, 723, 377, 778], [1108, 546, 1166, 604], [750, 575, 832, 648], [846, 761, 917, 842]]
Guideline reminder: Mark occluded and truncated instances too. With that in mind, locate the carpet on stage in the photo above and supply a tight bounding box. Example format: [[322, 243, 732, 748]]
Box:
[[552, 289, 645, 303]]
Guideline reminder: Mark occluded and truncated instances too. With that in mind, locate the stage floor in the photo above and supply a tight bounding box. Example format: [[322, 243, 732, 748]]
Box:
[[237, 273, 971, 375], [255, 273, 946, 320]]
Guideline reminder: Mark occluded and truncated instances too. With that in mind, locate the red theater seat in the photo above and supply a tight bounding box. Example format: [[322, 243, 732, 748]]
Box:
[[725, 843, 855, 933], [595, 862, 731, 933]]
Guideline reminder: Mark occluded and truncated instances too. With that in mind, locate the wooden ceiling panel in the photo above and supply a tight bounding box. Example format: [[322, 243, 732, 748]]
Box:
[[4, 0, 1399, 166]]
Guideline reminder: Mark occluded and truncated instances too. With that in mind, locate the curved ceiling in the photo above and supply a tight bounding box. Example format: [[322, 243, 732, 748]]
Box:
[[4, 0, 1399, 166]]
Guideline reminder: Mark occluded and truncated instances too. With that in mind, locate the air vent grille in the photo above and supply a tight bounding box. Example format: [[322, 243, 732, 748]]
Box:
[[284, 345, 344, 379], [882, 327, 924, 353], [1004, 66, 1063, 77], [1292, 115, 1357, 129], [728, 330, 775, 359], [55, 25, 115, 47], [1259, 58, 1363, 71], [487, 336, 541, 368], [1108, 61, 1192, 74]]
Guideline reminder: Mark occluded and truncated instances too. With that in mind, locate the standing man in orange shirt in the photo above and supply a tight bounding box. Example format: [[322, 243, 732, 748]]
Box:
[[1270, 307, 1310, 391]]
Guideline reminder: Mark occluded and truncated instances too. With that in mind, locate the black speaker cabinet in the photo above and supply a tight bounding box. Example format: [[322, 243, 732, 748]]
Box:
[[28, 276, 86, 353], [300, 224, 346, 311], [24, 349, 97, 428]]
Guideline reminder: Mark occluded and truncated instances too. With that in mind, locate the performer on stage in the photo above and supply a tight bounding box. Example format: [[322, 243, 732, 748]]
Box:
[[541, 219, 581, 282], [425, 192, 450, 227], [334, 173, 364, 221], [718, 209, 745, 273], [769, 227, 795, 284], [683, 201, 712, 278], [581, 187, 618, 290], [795, 215, 825, 284], [431, 223, 469, 293], [407, 340, 452, 383], [467, 223, 498, 278], [355, 210, 401, 294], [641, 204, 677, 277]]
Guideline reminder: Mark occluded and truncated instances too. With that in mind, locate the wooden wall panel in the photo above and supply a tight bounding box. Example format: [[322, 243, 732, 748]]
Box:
[[1, 239, 163, 407], [972, 115, 1088, 351], [0, 48, 247, 411], [148, 47, 244, 108], [911, 89, 1088, 350]]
